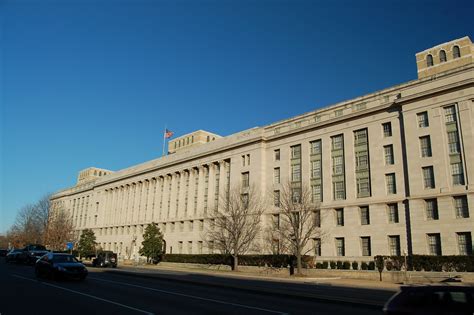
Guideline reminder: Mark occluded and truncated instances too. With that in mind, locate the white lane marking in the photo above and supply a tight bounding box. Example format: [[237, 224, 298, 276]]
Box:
[[89, 276, 288, 314], [12, 274, 154, 315]]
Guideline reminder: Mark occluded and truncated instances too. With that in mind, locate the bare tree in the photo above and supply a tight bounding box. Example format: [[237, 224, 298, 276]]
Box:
[[44, 204, 75, 251], [277, 181, 324, 275], [205, 185, 265, 271]]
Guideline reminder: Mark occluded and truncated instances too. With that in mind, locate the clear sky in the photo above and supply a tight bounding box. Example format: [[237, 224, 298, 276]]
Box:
[[1, 0, 473, 233]]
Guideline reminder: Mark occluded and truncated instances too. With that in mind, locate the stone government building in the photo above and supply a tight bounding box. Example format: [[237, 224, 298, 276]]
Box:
[[51, 37, 474, 260]]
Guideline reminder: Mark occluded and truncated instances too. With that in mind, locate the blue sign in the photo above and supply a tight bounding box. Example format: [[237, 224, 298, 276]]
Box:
[[66, 242, 74, 250]]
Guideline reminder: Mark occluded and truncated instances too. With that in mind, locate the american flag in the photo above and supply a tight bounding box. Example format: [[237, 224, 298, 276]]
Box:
[[164, 129, 174, 139]]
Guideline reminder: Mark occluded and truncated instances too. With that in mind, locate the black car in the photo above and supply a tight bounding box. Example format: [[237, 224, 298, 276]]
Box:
[[0, 249, 8, 257], [92, 251, 117, 268], [383, 285, 474, 315], [35, 253, 88, 281], [20, 244, 49, 265], [5, 249, 24, 263]]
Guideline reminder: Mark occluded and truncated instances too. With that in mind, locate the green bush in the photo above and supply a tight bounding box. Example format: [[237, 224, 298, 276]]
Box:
[[351, 261, 358, 270], [336, 261, 343, 269], [374, 255, 473, 273], [330, 261, 336, 269], [316, 262, 324, 269], [342, 261, 350, 270], [368, 262, 375, 270], [322, 261, 329, 269]]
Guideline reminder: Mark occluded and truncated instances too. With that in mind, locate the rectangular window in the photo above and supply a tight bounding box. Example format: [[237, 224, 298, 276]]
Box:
[[355, 151, 368, 170], [382, 122, 392, 137], [447, 131, 460, 154], [332, 156, 344, 175], [272, 214, 280, 229], [292, 188, 301, 204], [417, 111, 429, 128], [291, 145, 301, 159], [419, 136, 432, 157], [389, 235, 401, 256], [332, 135, 343, 150], [333, 181, 345, 200], [360, 206, 370, 225], [361, 237, 371, 256], [314, 210, 321, 228], [314, 238, 321, 256], [422, 166, 435, 189], [335, 109, 343, 117], [336, 208, 344, 226], [425, 199, 439, 220], [274, 168, 280, 184], [357, 178, 370, 197], [388, 203, 399, 223], [386, 173, 396, 194], [311, 161, 321, 178], [451, 163, 465, 185], [241, 172, 249, 188], [354, 129, 368, 145], [444, 105, 456, 123], [427, 233, 442, 256], [291, 164, 301, 182], [274, 149, 280, 161], [273, 190, 280, 207], [241, 193, 249, 209], [310, 140, 322, 155], [457, 232, 473, 255], [311, 184, 321, 203], [454, 196, 469, 218], [384, 145, 394, 165], [336, 238, 345, 256]]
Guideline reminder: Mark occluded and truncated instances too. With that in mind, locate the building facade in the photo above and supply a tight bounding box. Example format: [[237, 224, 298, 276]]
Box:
[[51, 37, 474, 260]]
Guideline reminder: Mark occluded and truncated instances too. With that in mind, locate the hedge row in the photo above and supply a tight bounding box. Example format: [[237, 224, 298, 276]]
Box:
[[375, 255, 474, 272]]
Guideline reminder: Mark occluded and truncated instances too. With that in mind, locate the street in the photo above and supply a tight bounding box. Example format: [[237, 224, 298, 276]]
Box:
[[0, 259, 388, 314]]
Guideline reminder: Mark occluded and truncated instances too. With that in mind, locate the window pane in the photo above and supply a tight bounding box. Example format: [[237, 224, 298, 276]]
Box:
[[454, 196, 469, 218]]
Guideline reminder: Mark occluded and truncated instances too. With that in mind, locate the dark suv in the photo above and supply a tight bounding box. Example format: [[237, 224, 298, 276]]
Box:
[[92, 251, 117, 268], [20, 244, 49, 265]]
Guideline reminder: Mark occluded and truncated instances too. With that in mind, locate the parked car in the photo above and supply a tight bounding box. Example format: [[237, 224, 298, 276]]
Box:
[[0, 249, 8, 257], [5, 249, 24, 263], [92, 251, 117, 268], [35, 253, 88, 281], [383, 285, 474, 315], [19, 244, 49, 265]]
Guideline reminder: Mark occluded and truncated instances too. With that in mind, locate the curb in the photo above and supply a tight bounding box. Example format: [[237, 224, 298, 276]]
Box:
[[101, 268, 386, 309]]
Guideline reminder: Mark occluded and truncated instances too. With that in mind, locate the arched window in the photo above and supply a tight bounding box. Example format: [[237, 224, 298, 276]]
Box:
[[426, 54, 434, 67], [453, 45, 461, 59], [99, 171, 102, 176], [439, 50, 447, 63]]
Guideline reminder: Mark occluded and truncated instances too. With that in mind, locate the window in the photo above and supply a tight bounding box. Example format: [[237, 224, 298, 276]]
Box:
[[447, 131, 460, 154], [314, 210, 321, 227], [272, 214, 280, 229], [417, 111, 429, 128], [311, 185, 321, 203], [354, 129, 367, 145], [292, 188, 301, 203], [291, 164, 301, 182], [360, 206, 370, 225], [356, 178, 370, 197], [291, 145, 301, 159], [314, 238, 321, 256], [425, 199, 439, 220], [333, 181, 345, 200], [311, 161, 321, 178], [332, 156, 344, 175], [274, 149, 280, 161], [451, 163, 465, 185], [241, 193, 249, 209], [242, 155, 245, 166], [427, 233, 442, 256], [453, 45, 461, 59], [355, 151, 368, 170], [439, 50, 447, 62], [426, 54, 434, 67], [361, 237, 371, 256], [332, 135, 343, 150], [274, 168, 280, 184], [419, 136, 432, 157], [454, 196, 469, 218], [310, 140, 321, 155], [422, 166, 435, 189], [335, 109, 343, 117], [335, 208, 344, 226], [241, 172, 249, 188], [382, 122, 392, 137], [457, 232, 472, 255], [444, 106, 456, 123], [389, 236, 401, 256], [336, 238, 345, 256], [386, 173, 396, 194], [388, 203, 399, 223], [273, 190, 280, 207], [384, 145, 394, 165]]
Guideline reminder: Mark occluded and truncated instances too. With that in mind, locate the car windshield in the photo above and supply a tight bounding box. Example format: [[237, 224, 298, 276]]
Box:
[[52, 255, 79, 263], [30, 245, 46, 251]]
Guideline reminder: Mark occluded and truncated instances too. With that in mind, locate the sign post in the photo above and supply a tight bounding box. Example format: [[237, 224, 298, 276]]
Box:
[[66, 242, 74, 255]]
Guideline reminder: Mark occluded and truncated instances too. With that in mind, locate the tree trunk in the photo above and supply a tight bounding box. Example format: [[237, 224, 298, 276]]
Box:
[[296, 253, 302, 275], [233, 255, 238, 271]]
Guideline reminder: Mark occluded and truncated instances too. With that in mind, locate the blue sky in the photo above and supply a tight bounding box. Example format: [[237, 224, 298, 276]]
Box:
[[1, 0, 473, 233]]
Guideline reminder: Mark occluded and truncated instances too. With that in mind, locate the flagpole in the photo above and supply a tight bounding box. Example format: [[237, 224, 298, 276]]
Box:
[[162, 125, 167, 157]]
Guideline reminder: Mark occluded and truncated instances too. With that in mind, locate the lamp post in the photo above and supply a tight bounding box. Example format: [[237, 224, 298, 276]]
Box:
[[403, 250, 408, 283]]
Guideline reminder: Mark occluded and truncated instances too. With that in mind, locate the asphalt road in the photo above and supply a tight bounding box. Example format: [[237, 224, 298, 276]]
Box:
[[0, 258, 387, 315]]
